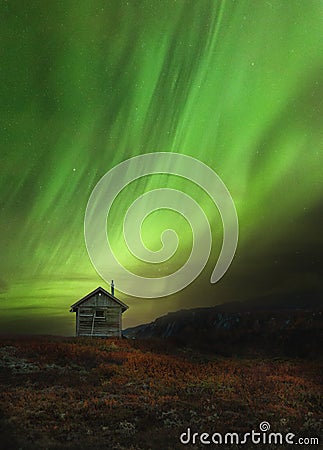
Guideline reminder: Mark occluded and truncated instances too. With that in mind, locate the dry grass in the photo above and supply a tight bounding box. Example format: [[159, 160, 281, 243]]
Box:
[[0, 336, 321, 449]]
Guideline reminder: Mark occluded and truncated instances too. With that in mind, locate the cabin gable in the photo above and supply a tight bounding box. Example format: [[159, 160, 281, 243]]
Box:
[[78, 291, 120, 309]]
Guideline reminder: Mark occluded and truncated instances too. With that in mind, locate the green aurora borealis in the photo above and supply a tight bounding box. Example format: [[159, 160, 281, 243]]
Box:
[[1, 0, 322, 334]]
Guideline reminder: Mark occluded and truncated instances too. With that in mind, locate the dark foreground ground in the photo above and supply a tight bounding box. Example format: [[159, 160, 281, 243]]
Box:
[[0, 336, 321, 449]]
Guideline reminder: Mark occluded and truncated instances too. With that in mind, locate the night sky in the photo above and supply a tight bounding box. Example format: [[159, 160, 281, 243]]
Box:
[[1, 0, 322, 335]]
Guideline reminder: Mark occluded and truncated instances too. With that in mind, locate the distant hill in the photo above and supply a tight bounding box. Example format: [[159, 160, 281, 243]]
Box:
[[124, 292, 323, 358]]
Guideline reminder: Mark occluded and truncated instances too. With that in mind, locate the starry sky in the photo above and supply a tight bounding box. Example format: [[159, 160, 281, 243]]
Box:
[[0, 0, 322, 335]]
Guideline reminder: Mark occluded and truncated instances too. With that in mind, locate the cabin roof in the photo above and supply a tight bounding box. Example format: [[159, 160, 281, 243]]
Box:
[[70, 286, 129, 313]]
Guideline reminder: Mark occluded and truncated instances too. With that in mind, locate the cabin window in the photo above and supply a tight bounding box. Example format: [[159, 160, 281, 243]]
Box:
[[95, 310, 105, 318]]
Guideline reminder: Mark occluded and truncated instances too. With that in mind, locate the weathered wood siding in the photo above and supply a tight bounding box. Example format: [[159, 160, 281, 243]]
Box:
[[76, 292, 122, 337]]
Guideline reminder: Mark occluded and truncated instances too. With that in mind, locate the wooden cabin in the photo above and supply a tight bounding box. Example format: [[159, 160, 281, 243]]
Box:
[[70, 284, 128, 338]]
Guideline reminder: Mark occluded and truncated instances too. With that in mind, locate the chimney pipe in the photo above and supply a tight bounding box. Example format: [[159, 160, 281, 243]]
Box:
[[111, 280, 114, 296]]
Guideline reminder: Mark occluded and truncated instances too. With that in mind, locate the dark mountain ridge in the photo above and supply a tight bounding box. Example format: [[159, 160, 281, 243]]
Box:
[[124, 292, 322, 358]]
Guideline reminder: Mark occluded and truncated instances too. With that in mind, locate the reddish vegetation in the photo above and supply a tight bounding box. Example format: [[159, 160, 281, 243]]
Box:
[[0, 336, 321, 449]]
